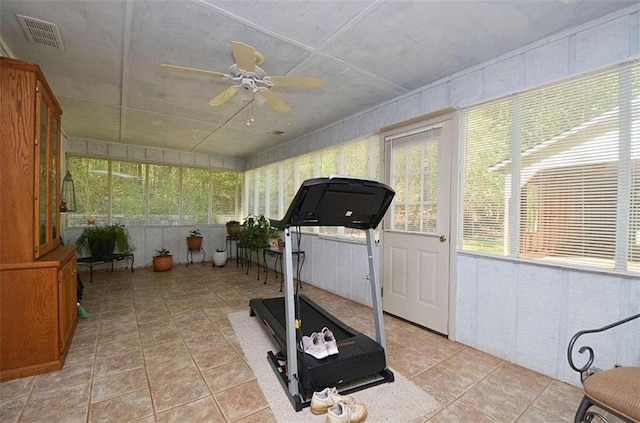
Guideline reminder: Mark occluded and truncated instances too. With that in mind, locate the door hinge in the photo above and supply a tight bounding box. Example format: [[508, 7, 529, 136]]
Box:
[[36, 85, 40, 93], [59, 340, 63, 349], [381, 287, 384, 297], [34, 138, 38, 146]]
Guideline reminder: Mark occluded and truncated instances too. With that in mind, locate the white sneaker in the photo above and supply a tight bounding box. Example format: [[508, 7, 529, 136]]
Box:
[[300, 332, 329, 359], [322, 327, 339, 355], [326, 399, 368, 423], [310, 387, 354, 415]]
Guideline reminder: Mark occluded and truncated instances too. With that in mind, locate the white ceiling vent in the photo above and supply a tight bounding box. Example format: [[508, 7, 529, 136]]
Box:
[[17, 15, 64, 50]]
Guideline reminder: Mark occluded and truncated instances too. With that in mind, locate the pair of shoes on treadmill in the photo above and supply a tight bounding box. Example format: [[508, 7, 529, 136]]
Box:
[[311, 387, 367, 423], [300, 327, 338, 359]]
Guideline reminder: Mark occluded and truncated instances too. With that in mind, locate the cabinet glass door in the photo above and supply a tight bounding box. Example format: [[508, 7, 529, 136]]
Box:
[[51, 117, 58, 242], [39, 96, 49, 248], [36, 84, 60, 258]]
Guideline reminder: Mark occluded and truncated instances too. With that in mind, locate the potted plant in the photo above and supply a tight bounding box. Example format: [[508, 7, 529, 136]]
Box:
[[212, 247, 227, 267], [187, 229, 203, 251], [226, 220, 241, 237], [153, 248, 173, 272], [75, 223, 134, 258], [239, 215, 279, 251]]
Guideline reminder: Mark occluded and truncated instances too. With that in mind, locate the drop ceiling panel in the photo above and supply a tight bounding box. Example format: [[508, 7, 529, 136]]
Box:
[[1, 0, 125, 104], [58, 97, 121, 143], [322, 1, 638, 91], [122, 109, 220, 151], [126, 65, 235, 123], [276, 55, 406, 129], [195, 126, 282, 157], [129, 0, 312, 77], [206, 0, 375, 48]]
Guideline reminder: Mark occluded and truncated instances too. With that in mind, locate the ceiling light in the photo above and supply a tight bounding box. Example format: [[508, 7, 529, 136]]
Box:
[[238, 78, 255, 101], [254, 91, 267, 105]]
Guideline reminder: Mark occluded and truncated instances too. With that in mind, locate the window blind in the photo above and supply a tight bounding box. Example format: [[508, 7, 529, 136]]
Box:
[[461, 60, 640, 272]]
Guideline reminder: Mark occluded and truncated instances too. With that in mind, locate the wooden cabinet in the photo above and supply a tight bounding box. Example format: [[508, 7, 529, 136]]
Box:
[[0, 247, 77, 381], [58, 255, 78, 353], [0, 57, 77, 382], [0, 57, 62, 263]]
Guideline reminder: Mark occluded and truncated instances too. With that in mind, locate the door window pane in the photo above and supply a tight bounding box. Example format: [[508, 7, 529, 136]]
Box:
[[388, 128, 440, 234]]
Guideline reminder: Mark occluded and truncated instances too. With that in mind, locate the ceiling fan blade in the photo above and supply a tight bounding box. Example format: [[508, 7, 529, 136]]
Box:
[[260, 89, 291, 113], [160, 64, 229, 79], [231, 41, 256, 73], [208, 86, 238, 106], [268, 75, 324, 88]]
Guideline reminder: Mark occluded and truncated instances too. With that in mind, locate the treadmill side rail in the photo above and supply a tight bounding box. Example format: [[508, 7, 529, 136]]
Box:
[[282, 226, 300, 399]]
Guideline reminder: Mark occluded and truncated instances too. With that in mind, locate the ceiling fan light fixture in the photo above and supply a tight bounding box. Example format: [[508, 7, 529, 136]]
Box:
[[254, 91, 267, 105], [238, 78, 255, 101]]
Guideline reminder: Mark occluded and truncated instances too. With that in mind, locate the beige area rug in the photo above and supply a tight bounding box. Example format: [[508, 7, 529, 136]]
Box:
[[229, 311, 441, 422]]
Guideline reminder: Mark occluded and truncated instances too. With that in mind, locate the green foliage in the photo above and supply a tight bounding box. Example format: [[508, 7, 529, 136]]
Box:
[[68, 156, 243, 227], [239, 215, 279, 250], [188, 229, 202, 237], [75, 224, 134, 257], [154, 248, 171, 257]]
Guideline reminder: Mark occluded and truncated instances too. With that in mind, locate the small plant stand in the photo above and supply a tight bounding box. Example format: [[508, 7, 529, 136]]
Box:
[[77, 253, 135, 283], [185, 247, 206, 267]]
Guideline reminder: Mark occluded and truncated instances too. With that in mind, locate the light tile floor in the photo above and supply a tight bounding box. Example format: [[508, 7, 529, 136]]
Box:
[[0, 262, 622, 422]]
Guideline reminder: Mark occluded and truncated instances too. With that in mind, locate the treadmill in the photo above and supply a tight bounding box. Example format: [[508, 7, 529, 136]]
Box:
[[249, 176, 395, 411]]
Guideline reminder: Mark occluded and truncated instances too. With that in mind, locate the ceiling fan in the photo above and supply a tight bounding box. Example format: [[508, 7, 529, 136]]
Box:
[[160, 41, 324, 113]]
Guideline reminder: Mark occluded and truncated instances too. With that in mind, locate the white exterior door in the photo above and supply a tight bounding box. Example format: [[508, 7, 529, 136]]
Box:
[[382, 117, 453, 334]]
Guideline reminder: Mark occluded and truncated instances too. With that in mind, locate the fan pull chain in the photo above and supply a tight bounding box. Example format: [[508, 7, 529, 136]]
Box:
[[246, 102, 255, 126]]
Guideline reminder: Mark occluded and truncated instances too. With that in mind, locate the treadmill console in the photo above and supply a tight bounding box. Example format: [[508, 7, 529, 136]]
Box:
[[270, 176, 395, 230]]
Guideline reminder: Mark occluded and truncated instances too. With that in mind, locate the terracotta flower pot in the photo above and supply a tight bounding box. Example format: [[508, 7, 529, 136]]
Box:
[[153, 255, 173, 272], [187, 236, 203, 251]]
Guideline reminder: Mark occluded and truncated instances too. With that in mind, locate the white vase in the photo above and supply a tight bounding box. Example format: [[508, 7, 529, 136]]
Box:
[[213, 250, 227, 267]]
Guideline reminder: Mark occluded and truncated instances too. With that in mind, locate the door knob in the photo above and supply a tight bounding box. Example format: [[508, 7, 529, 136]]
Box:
[[439, 235, 447, 242]]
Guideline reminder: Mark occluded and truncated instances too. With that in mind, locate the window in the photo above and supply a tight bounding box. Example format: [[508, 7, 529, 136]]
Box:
[[182, 167, 210, 225], [243, 136, 380, 238], [68, 156, 242, 226], [148, 164, 180, 225], [111, 160, 146, 226], [461, 61, 640, 273]]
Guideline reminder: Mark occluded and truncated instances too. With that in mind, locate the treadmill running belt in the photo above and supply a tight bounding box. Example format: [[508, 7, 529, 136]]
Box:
[[250, 295, 389, 397], [262, 296, 352, 340]]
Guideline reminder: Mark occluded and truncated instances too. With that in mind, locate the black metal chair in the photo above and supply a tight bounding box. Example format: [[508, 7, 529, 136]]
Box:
[[567, 313, 640, 423]]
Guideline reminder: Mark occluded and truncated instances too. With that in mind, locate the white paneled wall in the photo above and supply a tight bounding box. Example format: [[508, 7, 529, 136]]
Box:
[[456, 254, 640, 387]]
